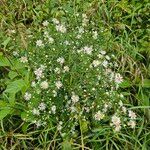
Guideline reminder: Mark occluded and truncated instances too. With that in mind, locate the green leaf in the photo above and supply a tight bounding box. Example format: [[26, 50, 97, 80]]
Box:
[[119, 80, 132, 88], [0, 108, 11, 120], [80, 120, 89, 133], [141, 79, 150, 88], [0, 55, 10, 67], [2, 37, 11, 48], [62, 140, 72, 150], [4, 79, 26, 94], [21, 112, 35, 122], [8, 71, 18, 79]]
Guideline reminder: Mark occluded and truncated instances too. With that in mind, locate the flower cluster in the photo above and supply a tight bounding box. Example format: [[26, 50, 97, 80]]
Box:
[[19, 15, 138, 137]]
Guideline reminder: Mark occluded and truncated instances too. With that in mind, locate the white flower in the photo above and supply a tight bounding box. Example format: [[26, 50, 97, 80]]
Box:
[[82, 14, 88, 26], [57, 57, 65, 65], [105, 55, 110, 60], [111, 115, 121, 132], [38, 102, 46, 111], [54, 67, 61, 74], [119, 101, 123, 107], [82, 46, 93, 55], [122, 106, 127, 114], [13, 51, 19, 56], [34, 67, 44, 80], [71, 94, 79, 103], [114, 125, 121, 132], [57, 121, 63, 130], [52, 90, 57, 97], [128, 120, 136, 128], [76, 34, 82, 39], [93, 31, 98, 39], [100, 50, 106, 55], [128, 110, 136, 119], [98, 54, 103, 59], [48, 37, 54, 43], [31, 81, 36, 87], [102, 60, 108, 68], [63, 66, 69, 72], [55, 81, 63, 89], [64, 40, 69, 45], [56, 24, 66, 33], [115, 73, 123, 84], [20, 56, 28, 63], [44, 31, 49, 37], [94, 111, 104, 121], [36, 120, 42, 128], [92, 60, 100, 67], [40, 81, 49, 89], [24, 92, 31, 101], [52, 18, 59, 24], [32, 108, 40, 115], [36, 40, 44, 47], [42, 20, 49, 26], [111, 115, 121, 127], [78, 27, 84, 34], [51, 105, 56, 114]]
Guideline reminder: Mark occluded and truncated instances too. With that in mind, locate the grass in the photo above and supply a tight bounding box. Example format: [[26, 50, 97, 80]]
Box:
[[0, 0, 150, 149]]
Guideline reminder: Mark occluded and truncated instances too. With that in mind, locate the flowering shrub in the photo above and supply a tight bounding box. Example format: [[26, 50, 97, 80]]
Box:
[[13, 14, 139, 139]]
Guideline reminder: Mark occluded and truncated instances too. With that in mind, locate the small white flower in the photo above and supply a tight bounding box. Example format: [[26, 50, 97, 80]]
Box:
[[115, 73, 123, 84], [82, 46, 93, 55], [38, 102, 46, 111], [71, 94, 79, 103], [42, 20, 49, 26], [70, 106, 76, 112], [48, 37, 54, 43], [40, 81, 49, 89], [52, 18, 59, 24], [13, 51, 19, 56], [128, 120, 136, 128], [20, 56, 28, 63], [92, 60, 100, 67], [78, 27, 84, 34], [122, 106, 127, 114], [32, 108, 40, 115], [64, 40, 69, 45], [63, 66, 69, 72], [54, 67, 61, 74], [24, 92, 31, 101], [93, 31, 98, 39], [119, 101, 123, 107], [36, 40, 44, 47], [55, 81, 63, 89], [94, 111, 105, 121], [102, 60, 108, 67], [34, 67, 44, 80], [31, 81, 36, 87], [111, 115, 121, 127], [98, 54, 103, 59], [36, 120, 42, 128], [57, 123, 62, 131], [57, 57, 65, 65], [52, 90, 57, 97], [128, 110, 136, 119], [51, 105, 56, 114], [100, 50, 106, 55], [76, 34, 82, 39], [114, 125, 121, 132], [56, 24, 66, 33]]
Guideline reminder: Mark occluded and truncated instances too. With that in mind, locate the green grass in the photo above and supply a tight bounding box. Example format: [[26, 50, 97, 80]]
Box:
[[0, 0, 150, 149]]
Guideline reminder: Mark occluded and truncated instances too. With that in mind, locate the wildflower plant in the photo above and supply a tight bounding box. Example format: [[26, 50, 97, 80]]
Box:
[[17, 14, 139, 137], [2, 12, 145, 149]]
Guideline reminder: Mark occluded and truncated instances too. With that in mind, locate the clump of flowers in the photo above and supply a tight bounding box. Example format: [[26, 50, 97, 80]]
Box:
[[19, 15, 138, 138]]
